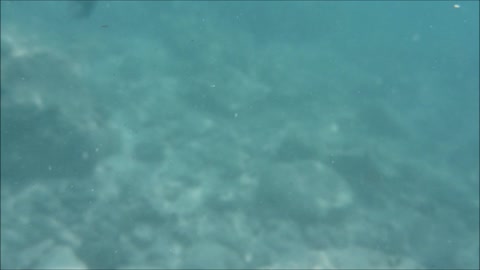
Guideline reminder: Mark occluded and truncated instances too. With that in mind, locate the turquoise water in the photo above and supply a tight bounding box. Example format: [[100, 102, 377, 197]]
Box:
[[1, 1, 478, 269]]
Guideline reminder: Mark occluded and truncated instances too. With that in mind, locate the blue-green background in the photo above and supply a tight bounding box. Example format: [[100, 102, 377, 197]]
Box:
[[1, 1, 478, 269]]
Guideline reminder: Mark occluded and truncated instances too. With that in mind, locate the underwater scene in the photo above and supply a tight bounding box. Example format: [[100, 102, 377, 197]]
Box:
[[1, 1, 479, 269]]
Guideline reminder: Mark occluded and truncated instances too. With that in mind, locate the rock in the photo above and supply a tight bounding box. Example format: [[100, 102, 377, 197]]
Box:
[[36, 245, 87, 269]]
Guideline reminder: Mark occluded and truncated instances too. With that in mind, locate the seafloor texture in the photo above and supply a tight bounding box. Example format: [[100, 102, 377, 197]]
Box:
[[1, 2, 478, 269]]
